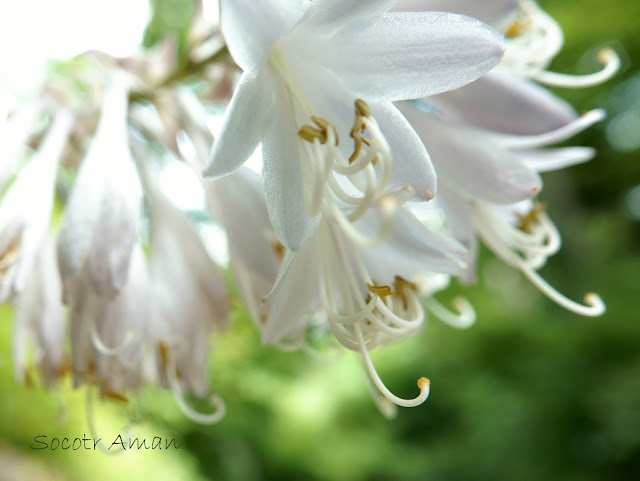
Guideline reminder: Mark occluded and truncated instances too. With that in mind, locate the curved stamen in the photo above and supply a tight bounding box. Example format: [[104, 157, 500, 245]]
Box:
[[90, 315, 136, 356], [493, 109, 606, 150], [520, 265, 606, 316], [161, 342, 226, 424], [356, 326, 430, 408], [426, 296, 476, 329], [531, 48, 621, 88], [474, 205, 606, 317]]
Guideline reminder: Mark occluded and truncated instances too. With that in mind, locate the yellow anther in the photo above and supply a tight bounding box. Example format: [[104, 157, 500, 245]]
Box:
[[104, 391, 129, 404], [355, 99, 371, 118], [417, 377, 430, 389], [157, 340, 170, 369], [367, 283, 392, 297], [517, 201, 547, 232], [298, 116, 338, 145], [272, 241, 285, 260], [394, 276, 418, 310], [504, 18, 531, 38]]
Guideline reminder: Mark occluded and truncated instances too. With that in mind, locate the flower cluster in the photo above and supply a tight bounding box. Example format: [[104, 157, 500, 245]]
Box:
[[0, 0, 617, 422]]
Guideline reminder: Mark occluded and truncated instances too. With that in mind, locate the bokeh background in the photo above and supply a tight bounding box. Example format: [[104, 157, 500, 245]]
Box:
[[1, 0, 639, 479]]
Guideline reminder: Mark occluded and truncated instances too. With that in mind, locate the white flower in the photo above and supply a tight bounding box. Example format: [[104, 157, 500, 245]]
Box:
[[0, 109, 73, 302], [145, 175, 229, 424], [210, 164, 471, 410], [68, 243, 150, 394], [56, 71, 142, 301], [13, 235, 67, 387], [400, 101, 606, 315], [205, 0, 504, 249]]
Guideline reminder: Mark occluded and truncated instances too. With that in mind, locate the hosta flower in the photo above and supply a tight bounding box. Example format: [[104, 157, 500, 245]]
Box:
[[145, 174, 229, 424], [0, 109, 73, 302], [210, 164, 471, 409], [205, 0, 504, 249], [57, 71, 142, 301], [13, 235, 67, 387], [68, 243, 149, 394], [399, 102, 606, 315]]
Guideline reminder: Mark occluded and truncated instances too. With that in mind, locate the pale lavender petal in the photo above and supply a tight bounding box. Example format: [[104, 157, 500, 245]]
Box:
[[320, 12, 504, 101]]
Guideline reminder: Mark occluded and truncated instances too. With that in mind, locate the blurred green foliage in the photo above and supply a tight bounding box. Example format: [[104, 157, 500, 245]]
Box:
[[1, 1, 639, 480]]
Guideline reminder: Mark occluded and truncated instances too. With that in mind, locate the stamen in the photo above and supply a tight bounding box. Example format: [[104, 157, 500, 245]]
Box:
[[473, 204, 605, 317], [90, 315, 136, 356], [367, 283, 392, 297], [517, 201, 548, 232], [357, 325, 430, 408], [393, 275, 418, 310], [158, 341, 226, 424], [520, 265, 606, 316], [532, 47, 621, 88], [104, 391, 130, 404], [425, 296, 476, 329], [493, 109, 606, 150]]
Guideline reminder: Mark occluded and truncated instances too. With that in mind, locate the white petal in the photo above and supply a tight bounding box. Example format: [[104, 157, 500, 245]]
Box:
[[87, 176, 141, 298], [400, 104, 542, 204], [149, 183, 229, 327], [322, 12, 504, 101], [207, 167, 280, 282], [371, 101, 436, 201], [519, 147, 595, 173], [429, 69, 577, 135], [203, 68, 273, 179], [262, 246, 319, 344], [302, 0, 397, 32], [358, 205, 468, 279], [262, 82, 319, 250], [394, 0, 518, 28], [220, 0, 307, 72]]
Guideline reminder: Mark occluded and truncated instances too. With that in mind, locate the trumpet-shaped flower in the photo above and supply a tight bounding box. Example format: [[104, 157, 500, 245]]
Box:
[[13, 235, 67, 387], [0, 110, 73, 302], [57, 71, 142, 301], [205, 0, 504, 249]]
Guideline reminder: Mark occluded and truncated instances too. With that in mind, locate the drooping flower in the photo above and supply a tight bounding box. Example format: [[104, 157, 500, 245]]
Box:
[[13, 235, 67, 387], [399, 101, 607, 315], [205, 0, 505, 249], [0, 109, 73, 302], [143, 168, 229, 424], [56, 71, 142, 301]]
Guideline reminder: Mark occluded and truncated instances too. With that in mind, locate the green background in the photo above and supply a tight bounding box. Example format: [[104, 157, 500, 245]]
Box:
[[1, 0, 639, 479]]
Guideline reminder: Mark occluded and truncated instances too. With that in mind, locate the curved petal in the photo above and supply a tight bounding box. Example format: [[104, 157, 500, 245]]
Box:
[[358, 205, 468, 280], [400, 103, 542, 204], [204, 68, 274, 179], [220, 0, 307, 72], [261, 246, 320, 344], [206, 167, 280, 282], [518, 146, 595, 173], [370, 101, 436, 201], [262, 82, 319, 250], [429, 69, 577, 135], [322, 12, 504, 101], [394, 0, 518, 29]]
